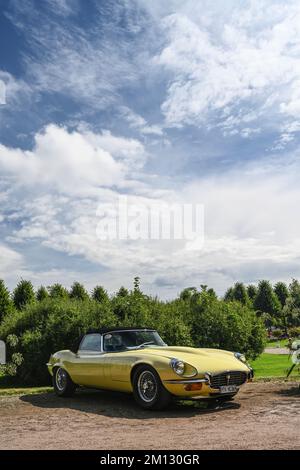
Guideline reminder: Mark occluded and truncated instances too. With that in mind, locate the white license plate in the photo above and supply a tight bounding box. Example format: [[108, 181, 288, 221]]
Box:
[[219, 385, 237, 394]]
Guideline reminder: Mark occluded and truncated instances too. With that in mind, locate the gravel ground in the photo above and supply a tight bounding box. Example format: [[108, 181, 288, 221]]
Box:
[[264, 347, 290, 354], [0, 381, 299, 450]]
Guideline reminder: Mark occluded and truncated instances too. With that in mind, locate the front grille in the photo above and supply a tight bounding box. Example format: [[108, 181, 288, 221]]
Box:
[[210, 371, 247, 389]]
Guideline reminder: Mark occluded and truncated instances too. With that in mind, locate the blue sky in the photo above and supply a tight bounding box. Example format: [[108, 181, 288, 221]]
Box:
[[1, 0, 300, 297]]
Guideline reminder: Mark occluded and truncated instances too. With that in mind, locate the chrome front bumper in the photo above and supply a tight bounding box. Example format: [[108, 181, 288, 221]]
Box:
[[164, 377, 209, 385], [164, 368, 253, 387]]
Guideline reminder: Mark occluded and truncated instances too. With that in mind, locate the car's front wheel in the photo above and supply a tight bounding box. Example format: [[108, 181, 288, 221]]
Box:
[[53, 367, 76, 397], [132, 365, 172, 410]]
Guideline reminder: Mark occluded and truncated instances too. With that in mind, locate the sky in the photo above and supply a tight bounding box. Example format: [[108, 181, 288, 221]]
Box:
[[1, 0, 300, 298]]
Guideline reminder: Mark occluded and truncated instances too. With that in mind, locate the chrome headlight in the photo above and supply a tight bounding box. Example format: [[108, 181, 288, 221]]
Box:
[[234, 352, 246, 363], [170, 358, 185, 375]]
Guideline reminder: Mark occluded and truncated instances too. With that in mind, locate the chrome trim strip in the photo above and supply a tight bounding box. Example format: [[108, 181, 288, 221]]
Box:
[[164, 378, 208, 384], [102, 328, 156, 334]]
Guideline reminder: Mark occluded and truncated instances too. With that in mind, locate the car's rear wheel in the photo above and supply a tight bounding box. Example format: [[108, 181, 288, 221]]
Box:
[[132, 365, 172, 410], [53, 367, 76, 397]]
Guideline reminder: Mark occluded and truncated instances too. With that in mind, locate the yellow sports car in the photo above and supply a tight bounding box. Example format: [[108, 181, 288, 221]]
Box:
[[47, 327, 253, 410]]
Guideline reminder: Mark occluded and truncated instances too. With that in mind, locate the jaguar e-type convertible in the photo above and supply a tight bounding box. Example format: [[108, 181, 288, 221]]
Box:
[[47, 327, 253, 410]]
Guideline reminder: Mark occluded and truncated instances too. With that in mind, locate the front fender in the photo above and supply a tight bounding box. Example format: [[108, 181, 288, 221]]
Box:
[[47, 350, 75, 377], [129, 354, 188, 383]]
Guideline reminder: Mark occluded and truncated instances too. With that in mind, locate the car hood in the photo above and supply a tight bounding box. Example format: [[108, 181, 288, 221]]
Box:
[[135, 346, 249, 373]]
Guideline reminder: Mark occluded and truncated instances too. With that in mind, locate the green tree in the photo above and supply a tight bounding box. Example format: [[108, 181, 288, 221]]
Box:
[[207, 288, 217, 299], [92, 285, 109, 303], [0, 280, 13, 322], [189, 294, 265, 358], [200, 285, 217, 299], [36, 285, 49, 302], [48, 284, 69, 299], [13, 280, 35, 310], [254, 280, 281, 316], [116, 286, 128, 298], [232, 282, 249, 305], [282, 279, 300, 328], [112, 295, 129, 322], [133, 276, 141, 293], [274, 282, 289, 308], [179, 287, 197, 301], [224, 287, 234, 302], [0, 297, 117, 384], [247, 284, 257, 301], [260, 312, 274, 329], [69, 282, 89, 301]]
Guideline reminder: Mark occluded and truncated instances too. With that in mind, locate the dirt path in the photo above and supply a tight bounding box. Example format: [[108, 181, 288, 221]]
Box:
[[0, 381, 299, 450], [264, 347, 290, 354]]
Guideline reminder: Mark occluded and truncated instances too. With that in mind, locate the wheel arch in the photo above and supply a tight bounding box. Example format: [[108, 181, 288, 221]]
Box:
[[47, 350, 74, 377], [130, 355, 173, 385], [130, 362, 158, 385]]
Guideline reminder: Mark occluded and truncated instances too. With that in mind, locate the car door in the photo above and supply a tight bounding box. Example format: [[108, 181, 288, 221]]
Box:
[[70, 333, 107, 388], [101, 332, 134, 392]]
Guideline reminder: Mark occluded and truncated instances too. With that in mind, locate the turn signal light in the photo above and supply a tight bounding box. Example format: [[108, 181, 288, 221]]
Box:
[[184, 383, 203, 391]]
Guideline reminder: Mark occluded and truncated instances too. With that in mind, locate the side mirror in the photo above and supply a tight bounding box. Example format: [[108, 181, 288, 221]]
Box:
[[0, 340, 6, 365]]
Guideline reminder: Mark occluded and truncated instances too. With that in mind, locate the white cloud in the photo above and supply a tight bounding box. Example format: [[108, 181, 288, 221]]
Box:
[[46, 0, 79, 16], [5, 1, 148, 109], [0, 244, 24, 282], [2, 124, 300, 296], [0, 80, 6, 105], [140, 124, 163, 136], [0, 124, 147, 196], [2, 1, 300, 296], [120, 107, 164, 136], [82, 128, 147, 169], [151, 1, 300, 136], [0, 71, 31, 108]]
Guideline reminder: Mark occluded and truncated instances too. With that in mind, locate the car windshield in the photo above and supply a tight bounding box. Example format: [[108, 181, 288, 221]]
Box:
[[103, 330, 166, 352]]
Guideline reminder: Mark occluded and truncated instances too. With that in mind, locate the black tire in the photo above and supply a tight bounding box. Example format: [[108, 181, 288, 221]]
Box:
[[132, 365, 172, 410], [53, 367, 76, 397]]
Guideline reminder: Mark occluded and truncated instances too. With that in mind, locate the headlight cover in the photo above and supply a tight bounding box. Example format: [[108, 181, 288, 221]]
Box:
[[170, 358, 185, 375], [170, 358, 198, 377], [234, 352, 247, 363]]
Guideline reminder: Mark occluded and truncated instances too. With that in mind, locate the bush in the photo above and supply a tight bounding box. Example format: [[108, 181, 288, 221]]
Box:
[[288, 326, 300, 338], [272, 329, 283, 339], [36, 286, 49, 302], [0, 298, 117, 385], [13, 280, 35, 310], [69, 282, 89, 301], [0, 280, 14, 322], [188, 294, 266, 359]]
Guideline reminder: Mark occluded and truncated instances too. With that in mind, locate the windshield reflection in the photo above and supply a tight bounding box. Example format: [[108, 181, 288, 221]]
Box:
[[103, 330, 166, 352]]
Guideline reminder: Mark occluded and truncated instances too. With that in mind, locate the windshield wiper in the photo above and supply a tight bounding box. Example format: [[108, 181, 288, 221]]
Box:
[[137, 341, 155, 348], [126, 341, 155, 350]]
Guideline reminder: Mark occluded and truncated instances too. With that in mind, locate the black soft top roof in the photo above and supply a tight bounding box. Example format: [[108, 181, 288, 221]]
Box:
[[87, 327, 156, 335]]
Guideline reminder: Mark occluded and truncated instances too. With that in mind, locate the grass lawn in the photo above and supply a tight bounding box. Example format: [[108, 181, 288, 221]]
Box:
[[265, 339, 290, 349], [250, 353, 299, 378], [0, 386, 52, 396]]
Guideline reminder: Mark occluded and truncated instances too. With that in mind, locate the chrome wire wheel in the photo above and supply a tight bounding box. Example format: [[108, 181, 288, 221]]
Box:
[[137, 370, 158, 403], [56, 368, 67, 392]]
